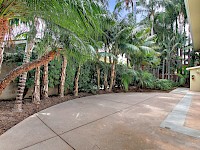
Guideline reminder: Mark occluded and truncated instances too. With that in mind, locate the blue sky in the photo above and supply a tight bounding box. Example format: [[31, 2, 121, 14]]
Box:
[[108, 0, 127, 18], [108, 0, 146, 22], [108, 0, 116, 12]]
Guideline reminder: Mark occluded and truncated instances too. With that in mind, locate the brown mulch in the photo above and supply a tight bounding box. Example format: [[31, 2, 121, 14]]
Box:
[[0, 88, 170, 136]]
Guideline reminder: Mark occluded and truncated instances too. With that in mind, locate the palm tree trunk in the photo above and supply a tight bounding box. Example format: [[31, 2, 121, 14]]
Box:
[[0, 43, 5, 73], [0, 17, 8, 72], [109, 48, 112, 64], [104, 72, 108, 92], [109, 60, 116, 92], [126, 54, 129, 67], [153, 68, 156, 77], [14, 40, 35, 112], [97, 64, 100, 91], [74, 65, 81, 96], [162, 60, 164, 79], [162, 58, 165, 79], [59, 56, 67, 97], [176, 17, 178, 34], [41, 63, 48, 99], [180, 48, 183, 74], [32, 67, 40, 104], [14, 72, 28, 112], [0, 50, 59, 94], [157, 66, 160, 78], [150, 11, 155, 36], [104, 50, 108, 92], [188, 33, 191, 65], [167, 58, 171, 80]]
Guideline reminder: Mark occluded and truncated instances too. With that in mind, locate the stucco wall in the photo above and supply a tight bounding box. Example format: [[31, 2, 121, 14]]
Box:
[[0, 63, 18, 100], [190, 69, 200, 92]]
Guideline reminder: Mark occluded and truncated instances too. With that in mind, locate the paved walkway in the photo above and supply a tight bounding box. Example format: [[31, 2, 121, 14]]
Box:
[[0, 88, 200, 150], [160, 92, 200, 138]]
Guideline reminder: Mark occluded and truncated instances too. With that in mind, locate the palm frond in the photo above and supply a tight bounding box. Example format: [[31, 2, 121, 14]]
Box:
[[98, 52, 117, 60], [121, 43, 140, 52], [139, 46, 155, 53], [143, 41, 156, 47]]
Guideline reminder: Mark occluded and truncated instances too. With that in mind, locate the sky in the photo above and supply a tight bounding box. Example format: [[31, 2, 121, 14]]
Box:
[[108, 0, 146, 22], [108, 0, 116, 12]]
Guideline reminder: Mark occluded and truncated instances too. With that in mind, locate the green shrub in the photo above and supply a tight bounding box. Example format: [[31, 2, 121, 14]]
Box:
[[65, 58, 77, 92], [78, 60, 97, 93], [115, 64, 125, 87], [121, 69, 134, 91], [115, 64, 134, 89], [154, 79, 174, 90], [133, 71, 156, 89], [176, 73, 189, 86], [48, 59, 62, 88]]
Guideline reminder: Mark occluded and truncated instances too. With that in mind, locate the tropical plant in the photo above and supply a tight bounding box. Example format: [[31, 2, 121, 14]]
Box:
[[133, 70, 156, 89], [121, 69, 134, 92], [154, 79, 174, 90]]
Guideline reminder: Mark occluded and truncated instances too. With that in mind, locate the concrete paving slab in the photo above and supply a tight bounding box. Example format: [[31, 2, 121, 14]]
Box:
[[160, 92, 200, 139], [61, 96, 200, 150], [73, 96, 131, 109], [22, 136, 73, 150], [185, 95, 200, 130], [80, 93, 158, 105], [60, 113, 157, 150], [170, 88, 189, 94], [161, 121, 200, 138], [37, 99, 130, 135], [161, 97, 193, 127], [0, 115, 56, 150], [162, 110, 186, 126], [141, 93, 185, 113]]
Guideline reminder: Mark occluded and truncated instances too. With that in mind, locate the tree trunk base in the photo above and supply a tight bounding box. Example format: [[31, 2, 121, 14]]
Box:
[[74, 92, 78, 97], [13, 101, 23, 112]]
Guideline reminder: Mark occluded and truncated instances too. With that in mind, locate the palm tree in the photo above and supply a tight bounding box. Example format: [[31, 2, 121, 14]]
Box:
[[15, 38, 35, 111], [137, 0, 164, 35], [73, 45, 94, 96], [59, 55, 67, 97], [0, 0, 103, 95], [74, 64, 81, 96], [0, 0, 27, 72], [162, 35, 181, 80], [32, 66, 40, 105], [42, 63, 48, 99]]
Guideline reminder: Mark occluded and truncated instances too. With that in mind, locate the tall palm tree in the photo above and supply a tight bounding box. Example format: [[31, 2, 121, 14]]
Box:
[[162, 35, 181, 80], [15, 38, 35, 111], [137, 0, 164, 35]]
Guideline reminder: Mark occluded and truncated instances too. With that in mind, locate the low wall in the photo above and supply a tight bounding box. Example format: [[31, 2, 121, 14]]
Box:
[[0, 63, 18, 100]]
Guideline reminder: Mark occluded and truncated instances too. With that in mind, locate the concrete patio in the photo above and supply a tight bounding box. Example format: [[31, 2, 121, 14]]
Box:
[[0, 88, 200, 150]]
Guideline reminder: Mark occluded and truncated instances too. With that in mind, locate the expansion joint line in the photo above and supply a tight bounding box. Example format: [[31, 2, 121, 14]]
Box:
[[36, 115, 76, 150]]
